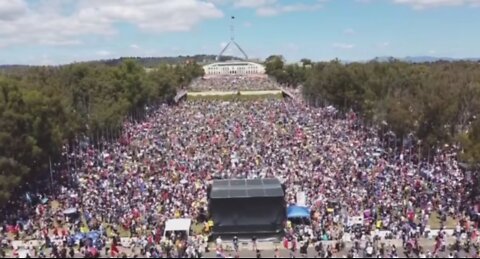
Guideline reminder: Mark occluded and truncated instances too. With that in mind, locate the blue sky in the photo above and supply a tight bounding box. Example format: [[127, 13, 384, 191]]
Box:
[[0, 0, 479, 65]]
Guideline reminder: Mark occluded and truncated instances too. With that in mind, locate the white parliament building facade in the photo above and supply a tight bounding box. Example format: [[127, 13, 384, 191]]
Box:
[[203, 61, 266, 76]]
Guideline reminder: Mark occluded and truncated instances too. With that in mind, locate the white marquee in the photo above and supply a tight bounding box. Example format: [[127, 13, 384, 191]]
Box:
[[163, 218, 192, 237]]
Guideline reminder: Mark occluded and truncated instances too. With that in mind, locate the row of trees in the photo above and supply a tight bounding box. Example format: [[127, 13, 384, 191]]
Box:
[[0, 60, 204, 204], [265, 56, 480, 166], [265, 55, 310, 87]]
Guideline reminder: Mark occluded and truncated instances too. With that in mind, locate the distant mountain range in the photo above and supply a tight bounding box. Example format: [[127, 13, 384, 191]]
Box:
[[1, 55, 480, 74], [371, 56, 480, 63], [0, 54, 242, 74], [94, 54, 242, 67]]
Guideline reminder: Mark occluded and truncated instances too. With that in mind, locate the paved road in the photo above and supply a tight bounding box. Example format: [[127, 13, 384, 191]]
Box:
[[204, 239, 475, 258], [205, 247, 473, 258], [6, 238, 475, 258]]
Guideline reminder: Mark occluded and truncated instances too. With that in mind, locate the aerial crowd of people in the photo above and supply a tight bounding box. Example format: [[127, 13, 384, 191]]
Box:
[[1, 75, 480, 258], [189, 76, 279, 91]]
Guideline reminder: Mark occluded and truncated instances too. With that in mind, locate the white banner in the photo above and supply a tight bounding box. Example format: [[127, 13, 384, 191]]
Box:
[[296, 191, 306, 206]]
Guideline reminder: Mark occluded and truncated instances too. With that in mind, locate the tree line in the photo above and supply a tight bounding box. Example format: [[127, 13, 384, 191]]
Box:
[[265, 56, 480, 167], [0, 55, 241, 73], [0, 60, 204, 204]]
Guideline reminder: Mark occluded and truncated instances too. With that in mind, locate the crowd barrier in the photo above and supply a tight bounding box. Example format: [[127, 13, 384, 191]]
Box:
[[8, 229, 457, 250]]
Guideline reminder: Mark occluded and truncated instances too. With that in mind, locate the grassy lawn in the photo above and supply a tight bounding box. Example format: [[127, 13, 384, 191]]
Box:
[[188, 89, 280, 93], [187, 93, 283, 101]]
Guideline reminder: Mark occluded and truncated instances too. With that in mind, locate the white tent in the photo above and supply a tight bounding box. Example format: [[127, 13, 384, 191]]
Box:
[[163, 218, 192, 237]]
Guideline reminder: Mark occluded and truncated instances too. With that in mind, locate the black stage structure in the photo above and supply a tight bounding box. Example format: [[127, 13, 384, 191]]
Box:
[[208, 178, 286, 237]]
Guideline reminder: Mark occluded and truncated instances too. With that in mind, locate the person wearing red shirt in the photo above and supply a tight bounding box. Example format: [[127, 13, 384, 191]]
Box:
[[110, 237, 119, 257]]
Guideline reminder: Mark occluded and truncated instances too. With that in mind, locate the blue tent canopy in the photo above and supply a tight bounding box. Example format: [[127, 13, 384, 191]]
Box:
[[86, 231, 101, 240], [73, 233, 86, 241], [287, 205, 311, 219]]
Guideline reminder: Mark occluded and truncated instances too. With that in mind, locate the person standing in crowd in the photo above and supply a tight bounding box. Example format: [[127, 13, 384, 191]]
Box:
[[233, 236, 239, 253], [274, 248, 280, 258], [215, 235, 223, 253]]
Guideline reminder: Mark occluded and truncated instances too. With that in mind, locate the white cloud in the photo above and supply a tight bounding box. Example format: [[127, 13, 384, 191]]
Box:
[[257, 3, 323, 16], [234, 0, 277, 8], [0, 0, 28, 21], [77, 0, 223, 32], [355, 0, 480, 8], [130, 44, 140, 49], [429, 49, 437, 54], [0, 6, 112, 48], [393, 0, 480, 9], [0, 0, 223, 48], [221, 0, 324, 16], [333, 43, 355, 49]]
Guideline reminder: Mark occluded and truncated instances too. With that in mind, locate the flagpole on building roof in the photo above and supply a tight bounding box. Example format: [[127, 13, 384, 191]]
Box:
[[217, 15, 248, 61], [231, 16, 235, 41]]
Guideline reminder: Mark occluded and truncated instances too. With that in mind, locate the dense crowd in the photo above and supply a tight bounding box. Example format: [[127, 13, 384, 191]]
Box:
[[189, 76, 279, 91], [1, 76, 480, 258]]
